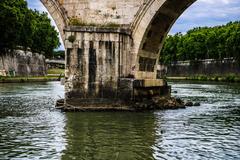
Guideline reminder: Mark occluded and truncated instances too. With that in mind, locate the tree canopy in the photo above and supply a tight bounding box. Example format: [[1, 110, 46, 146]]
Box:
[[0, 0, 60, 58], [160, 21, 240, 64]]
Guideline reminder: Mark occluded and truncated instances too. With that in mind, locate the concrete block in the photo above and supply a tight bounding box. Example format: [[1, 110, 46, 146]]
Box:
[[133, 79, 165, 88]]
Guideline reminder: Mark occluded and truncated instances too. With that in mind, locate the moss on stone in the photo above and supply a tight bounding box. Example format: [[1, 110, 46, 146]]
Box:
[[69, 17, 120, 28]]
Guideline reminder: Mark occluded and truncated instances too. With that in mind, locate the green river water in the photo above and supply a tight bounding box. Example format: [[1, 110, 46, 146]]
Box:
[[0, 81, 239, 160]]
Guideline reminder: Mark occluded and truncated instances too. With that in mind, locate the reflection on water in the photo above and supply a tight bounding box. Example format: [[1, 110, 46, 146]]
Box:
[[62, 112, 157, 160], [0, 81, 240, 159]]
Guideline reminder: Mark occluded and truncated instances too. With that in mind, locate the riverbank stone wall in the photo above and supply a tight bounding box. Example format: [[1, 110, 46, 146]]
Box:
[[0, 50, 46, 76], [167, 59, 240, 77]]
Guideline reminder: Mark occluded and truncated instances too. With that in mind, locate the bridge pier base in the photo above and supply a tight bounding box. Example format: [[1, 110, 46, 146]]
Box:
[[62, 78, 171, 111]]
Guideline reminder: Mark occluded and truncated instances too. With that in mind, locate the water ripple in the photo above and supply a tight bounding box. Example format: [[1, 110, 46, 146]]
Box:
[[0, 81, 240, 159]]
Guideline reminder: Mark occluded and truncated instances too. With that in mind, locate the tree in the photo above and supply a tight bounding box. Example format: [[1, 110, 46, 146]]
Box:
[[0, 0, 60, 57], [0, 0, 27, 51], [31, 11, 60, 58], [160, 21, 240, 64]]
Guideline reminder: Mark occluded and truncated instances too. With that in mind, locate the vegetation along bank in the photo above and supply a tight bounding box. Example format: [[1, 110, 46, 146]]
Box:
[[0, 0, 62, 80], [159, 21, 240, 82]]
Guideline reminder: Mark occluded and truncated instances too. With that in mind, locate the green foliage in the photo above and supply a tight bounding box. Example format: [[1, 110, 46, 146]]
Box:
[[47, 69, 65, 75], [103, 22, 120, 28], [0, 0, 60, 57], [198, 75, 208, 81], [214, 76, 219, 81], [53, 50, 65, 59], [225, 74, 236, 82], [160, 21, 240, 64], [69, 17, 86, 26], [69, 17, 120, 28], [30, 11, 60, 58], [0, 0, 27, 51], [68, 35, 76, 43]]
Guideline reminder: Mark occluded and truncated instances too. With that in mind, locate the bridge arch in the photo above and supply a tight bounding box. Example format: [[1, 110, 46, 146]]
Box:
[[131, 0, 196, 79], [40, 0, 69, 41]]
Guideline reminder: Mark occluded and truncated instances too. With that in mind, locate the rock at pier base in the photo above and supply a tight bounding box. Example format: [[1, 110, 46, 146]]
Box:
[[55, 96, 186, 112], [185, 101, 194, 107], [193, 102, 201, 106]]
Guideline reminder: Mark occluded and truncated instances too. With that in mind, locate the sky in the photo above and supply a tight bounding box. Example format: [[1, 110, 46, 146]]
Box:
[[27, 0, 240, 50]]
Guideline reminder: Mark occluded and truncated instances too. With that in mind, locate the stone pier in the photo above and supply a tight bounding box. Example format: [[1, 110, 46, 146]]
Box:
[[40, 0, 196, 108], [64, 27, 131, 101], [63, 26, 170, 106]]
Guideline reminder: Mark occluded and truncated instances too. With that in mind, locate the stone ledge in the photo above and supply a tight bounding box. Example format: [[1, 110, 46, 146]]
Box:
[[64, 26, 131, 35]]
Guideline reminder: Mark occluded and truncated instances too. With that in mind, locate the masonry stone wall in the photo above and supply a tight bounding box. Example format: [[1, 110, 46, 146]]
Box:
[[64, 27, 133, 101], [58, 0, 145, 25], [167, 59, 240, 77], [0, 50, 46, 76]]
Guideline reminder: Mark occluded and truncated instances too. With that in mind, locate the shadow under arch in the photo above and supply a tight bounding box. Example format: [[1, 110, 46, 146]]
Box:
[[132, 0, 196, 79]]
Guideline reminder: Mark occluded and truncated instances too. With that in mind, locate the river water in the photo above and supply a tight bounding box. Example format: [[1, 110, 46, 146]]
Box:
[[0, 81, 239, 160]]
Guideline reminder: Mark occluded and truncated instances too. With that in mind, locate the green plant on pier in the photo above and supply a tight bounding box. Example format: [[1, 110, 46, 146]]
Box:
[[69, 17, 88, 26], [104, 22, 120, 28], [68, 35, 76, 43]]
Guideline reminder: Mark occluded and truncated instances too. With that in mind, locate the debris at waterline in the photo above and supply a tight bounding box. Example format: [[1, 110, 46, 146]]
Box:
[[55, 97, 199, 112]]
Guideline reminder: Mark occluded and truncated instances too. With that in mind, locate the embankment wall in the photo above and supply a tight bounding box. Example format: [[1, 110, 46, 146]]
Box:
[[0, 50, 46, 76], [166, 59, 240, 77]]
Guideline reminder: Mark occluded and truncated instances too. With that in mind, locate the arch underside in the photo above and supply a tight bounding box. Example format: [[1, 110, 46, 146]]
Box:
[[133, 0, 196, 79], [40, 0, 68, 41]]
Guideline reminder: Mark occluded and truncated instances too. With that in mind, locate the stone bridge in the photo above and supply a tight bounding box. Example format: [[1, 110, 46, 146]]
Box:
[[41, 0, 196, 104]]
